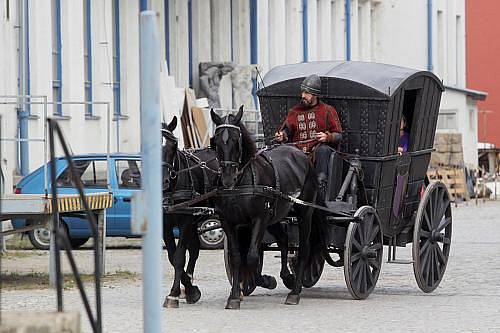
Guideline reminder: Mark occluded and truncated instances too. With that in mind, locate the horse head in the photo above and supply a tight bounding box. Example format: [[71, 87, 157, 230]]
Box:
[[161, 116, 178, 189], [210, 106, 246, 189]]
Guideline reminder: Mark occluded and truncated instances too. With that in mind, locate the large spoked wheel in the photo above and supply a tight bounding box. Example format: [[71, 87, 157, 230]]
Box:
[[344, 206, 383, 300], [413, 181, 452, 293], [223, 237, 263, 296]]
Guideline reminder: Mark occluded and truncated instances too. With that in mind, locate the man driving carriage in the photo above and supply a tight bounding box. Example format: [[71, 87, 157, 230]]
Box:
[[274, 74, 342, 204]]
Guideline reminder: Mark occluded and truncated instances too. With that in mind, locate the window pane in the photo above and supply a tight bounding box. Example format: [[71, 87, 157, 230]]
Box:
[[57, 160, 91, 187], [80, 160, 108, 188], [116, 160, 142, 189]]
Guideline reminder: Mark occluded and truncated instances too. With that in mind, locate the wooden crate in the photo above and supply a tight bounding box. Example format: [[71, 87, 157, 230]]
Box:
[[427, 167, 470, 201]]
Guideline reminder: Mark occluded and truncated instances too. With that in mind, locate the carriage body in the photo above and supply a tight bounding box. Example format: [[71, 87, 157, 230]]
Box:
[[257, 61, 444, 241]]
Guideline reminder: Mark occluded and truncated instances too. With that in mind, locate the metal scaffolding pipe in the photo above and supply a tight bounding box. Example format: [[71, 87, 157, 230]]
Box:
[[139, 11, 163, 333]]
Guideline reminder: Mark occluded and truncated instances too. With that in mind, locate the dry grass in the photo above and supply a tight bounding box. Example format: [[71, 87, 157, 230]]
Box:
[[0, 269, 138, 290]]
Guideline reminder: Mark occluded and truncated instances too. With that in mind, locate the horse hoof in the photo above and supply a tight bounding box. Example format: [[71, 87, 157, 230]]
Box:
[[285, 294, 300, 305], [262, 275, 277, 290], [282, 275, 296, 290], [185, 286, 202, 304], [163, 296, 179, 309], [225, 298, 241, 310]]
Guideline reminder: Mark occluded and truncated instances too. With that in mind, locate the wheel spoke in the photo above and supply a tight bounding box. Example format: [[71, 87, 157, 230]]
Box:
[[356, 224, 365, 245], [435, 245, 447, 266], [366, 263, 374, 288], [420, 242, 432, 273], [364, 214, 373, 245], [355, 262, 363, 292], [420, 230, 431, 239], [368, 257, 380, 270], [359, 262, 366, 294], [352, 238, 363, 251], [437, 217, 451, 233], [368, 224, 380, 243], [369, 243, 382, 251], [419, 238, 431, 255], [423, 207, 432, 231], [351, 252, 362, 262], [352, 260, 362, 281], [428, 247, 436, 286]]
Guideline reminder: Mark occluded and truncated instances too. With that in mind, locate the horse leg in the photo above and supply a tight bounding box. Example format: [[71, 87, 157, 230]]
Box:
[[186, 219, 200, 278], [183, 219, 201, 304], [267, 223, 295, 290], [285, 205, 313, 305], [225, 224, 242, 310], [246, 217, 276, 290], [164, 224, 195, 308]]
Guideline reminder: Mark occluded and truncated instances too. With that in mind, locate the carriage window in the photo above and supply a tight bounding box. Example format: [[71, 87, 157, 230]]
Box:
[[116, 160, 142, 189], [402, 89, 419, 131]]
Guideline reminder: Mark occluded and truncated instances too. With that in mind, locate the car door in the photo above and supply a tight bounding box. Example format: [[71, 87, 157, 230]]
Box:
[[112, 158, 142, 236], [56, 158, 110, 237]]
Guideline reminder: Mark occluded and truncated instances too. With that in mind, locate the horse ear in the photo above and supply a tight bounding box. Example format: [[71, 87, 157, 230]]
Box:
[[234, 105, 244, 124], [210, 109, 222, 125], [166, 116, 177, 132]]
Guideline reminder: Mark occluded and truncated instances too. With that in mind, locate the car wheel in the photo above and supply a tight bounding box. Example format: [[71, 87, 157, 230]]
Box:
[[28, 227, 51, 250], [28, 221, 89, 250], [198, 219, 224, 250]]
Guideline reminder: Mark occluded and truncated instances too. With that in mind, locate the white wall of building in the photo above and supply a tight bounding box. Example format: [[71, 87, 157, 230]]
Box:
[[0, 0, 478, 193]]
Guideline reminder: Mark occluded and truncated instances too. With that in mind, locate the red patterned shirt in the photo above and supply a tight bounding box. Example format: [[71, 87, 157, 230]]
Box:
[[282, 101, 342, 154]]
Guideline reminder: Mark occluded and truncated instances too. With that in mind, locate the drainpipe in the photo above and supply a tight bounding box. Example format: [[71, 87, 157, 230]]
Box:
[[302, 0, 308, 62], [250, 0, 258, 107], [140, 0, 148, 11], [427, 0, 433, 71], [18, 0, 30, 176], [345, 0, 351, 61]]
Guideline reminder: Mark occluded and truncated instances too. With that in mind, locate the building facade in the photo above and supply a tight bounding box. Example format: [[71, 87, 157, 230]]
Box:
[[0, 0, 481, 193], [466, 0, 500, 148]]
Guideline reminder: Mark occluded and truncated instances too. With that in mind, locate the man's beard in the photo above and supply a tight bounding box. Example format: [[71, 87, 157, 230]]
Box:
[[300, 98, 313, 108]]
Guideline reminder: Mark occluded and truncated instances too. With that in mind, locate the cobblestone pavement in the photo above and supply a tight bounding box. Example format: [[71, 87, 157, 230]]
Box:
[[1, 201, 500, 332]]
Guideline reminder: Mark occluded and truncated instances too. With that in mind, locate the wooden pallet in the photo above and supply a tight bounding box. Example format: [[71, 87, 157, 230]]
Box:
[[427, 167, 470, 201]]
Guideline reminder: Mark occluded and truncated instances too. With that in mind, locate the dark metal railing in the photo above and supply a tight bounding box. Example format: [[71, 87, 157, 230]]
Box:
[[48, 118, 102, 333]]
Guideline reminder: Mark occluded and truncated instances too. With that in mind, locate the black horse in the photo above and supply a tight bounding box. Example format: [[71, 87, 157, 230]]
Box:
[[210, 106, 318, 309], [161, 116, 219, 308]]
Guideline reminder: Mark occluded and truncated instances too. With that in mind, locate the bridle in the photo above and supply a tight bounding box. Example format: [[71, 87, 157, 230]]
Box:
[[214, 123, 243, 172]]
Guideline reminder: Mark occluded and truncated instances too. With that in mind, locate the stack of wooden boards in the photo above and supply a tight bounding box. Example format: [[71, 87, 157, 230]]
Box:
[[428, 133, 470, 201], [180, 89, 210, 149]]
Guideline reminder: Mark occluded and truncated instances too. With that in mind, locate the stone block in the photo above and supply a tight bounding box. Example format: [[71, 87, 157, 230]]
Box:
[[0, 312, 80, 333]]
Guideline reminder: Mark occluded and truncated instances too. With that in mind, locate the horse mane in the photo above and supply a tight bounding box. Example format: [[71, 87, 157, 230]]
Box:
[[225, 114, 256, 165]]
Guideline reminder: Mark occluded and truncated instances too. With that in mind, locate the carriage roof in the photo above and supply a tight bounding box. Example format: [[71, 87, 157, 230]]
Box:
[[257, 61, 444, 100]]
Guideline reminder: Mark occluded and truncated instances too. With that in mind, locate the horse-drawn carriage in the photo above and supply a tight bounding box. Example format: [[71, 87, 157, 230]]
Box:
[[163, 61, 452, 308], [220, 61, 452, 301]]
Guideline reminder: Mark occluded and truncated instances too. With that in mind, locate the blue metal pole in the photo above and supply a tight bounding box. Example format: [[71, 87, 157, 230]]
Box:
[[427, 0, 433, 71], [19, 0, 30, 175], [250, 0, 258, 108], [345, 0, 351, 61], [188, 0, 193, 87], [302, 0, 308, 62], [140, 0, 148, 11], [139, 11, 162, 333]]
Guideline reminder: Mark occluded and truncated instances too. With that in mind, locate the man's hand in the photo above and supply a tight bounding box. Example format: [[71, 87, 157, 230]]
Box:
[[275, 131, 286, 142], [316, 132, 328, 142]]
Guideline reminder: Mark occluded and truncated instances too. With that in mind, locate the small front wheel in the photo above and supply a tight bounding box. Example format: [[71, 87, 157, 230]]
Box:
[[344, 206, 383, 300]]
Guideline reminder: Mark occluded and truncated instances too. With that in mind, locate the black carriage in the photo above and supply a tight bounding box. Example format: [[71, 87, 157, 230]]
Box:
[[237, 61, 453, 299]]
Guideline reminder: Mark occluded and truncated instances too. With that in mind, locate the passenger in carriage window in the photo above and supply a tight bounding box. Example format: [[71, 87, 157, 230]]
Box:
[[398, 115, 410, 154], [274, 74, 343, 204]]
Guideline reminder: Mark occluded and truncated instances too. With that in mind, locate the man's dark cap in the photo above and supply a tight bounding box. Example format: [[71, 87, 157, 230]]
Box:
[[300, 74, 321, 95]]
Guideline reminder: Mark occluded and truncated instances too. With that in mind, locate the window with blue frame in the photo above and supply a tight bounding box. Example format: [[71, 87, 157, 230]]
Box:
[[112, 0, 121, 116], [51, 0, 62, 115], [83, 0, 93, 115]]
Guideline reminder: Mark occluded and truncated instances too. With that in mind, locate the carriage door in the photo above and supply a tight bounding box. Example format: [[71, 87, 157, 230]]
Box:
[[113, 159, 142, 235], [390, 88, 421, 231]]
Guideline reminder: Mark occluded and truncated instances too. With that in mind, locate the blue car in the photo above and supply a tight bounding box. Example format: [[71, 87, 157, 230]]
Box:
[[12, 155, 150, 249]]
